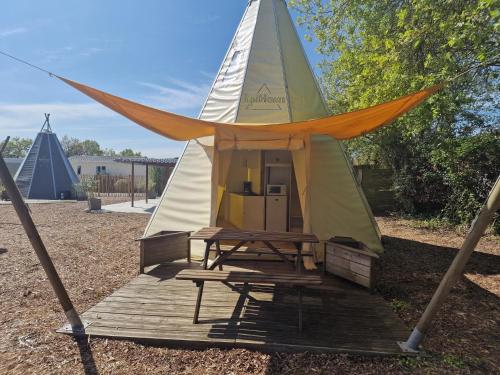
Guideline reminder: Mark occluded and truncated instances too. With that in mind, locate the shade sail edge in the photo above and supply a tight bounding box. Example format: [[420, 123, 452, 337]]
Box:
[[57, 76, 442, 141]]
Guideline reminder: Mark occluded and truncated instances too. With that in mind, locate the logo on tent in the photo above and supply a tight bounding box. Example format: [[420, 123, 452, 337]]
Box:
[[243, 84, 286, 111]]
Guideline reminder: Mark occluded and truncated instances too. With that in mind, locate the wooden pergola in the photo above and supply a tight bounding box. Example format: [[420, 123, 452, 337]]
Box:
[[114, 157, 177, 207]]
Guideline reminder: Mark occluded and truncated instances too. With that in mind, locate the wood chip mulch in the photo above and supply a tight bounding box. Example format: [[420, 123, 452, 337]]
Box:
[[0, 201, 498, 374]]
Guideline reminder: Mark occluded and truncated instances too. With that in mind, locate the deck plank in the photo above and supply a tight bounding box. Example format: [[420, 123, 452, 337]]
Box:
[[60, 262, 410, 355]]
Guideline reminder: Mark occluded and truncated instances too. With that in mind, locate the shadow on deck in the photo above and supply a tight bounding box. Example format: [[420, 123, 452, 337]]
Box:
[[59, 262, 410, 355]]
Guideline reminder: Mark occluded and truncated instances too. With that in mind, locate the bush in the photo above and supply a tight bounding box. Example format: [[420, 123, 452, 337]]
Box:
[[0, 182, 8, 201], [73, 176, 98, 200], [151, 166, 170, 196], [434, 131, 499, 233], [389, 130, 499, 234]]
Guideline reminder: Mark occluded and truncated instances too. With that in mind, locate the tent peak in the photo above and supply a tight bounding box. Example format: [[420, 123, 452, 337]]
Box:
[[40, 113, 53, 133]]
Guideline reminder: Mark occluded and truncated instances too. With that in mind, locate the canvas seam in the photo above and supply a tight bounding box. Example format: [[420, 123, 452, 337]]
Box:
[[198, 2, 252, 120], [47, 134, 58, 199], [281, 0, 331, 115], [26, 134, 42, 198], [234, 0, 263, 123], [272, 0, 293, 122]]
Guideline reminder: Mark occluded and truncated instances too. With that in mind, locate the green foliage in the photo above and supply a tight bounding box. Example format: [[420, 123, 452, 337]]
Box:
[[0, 137, 33, 158], [61, 136, 104, 157], [290, 0, 499, 232], [119, 148, 142, 157], [398, 356, 426, 369], [73, 175, 98, 199], [0, 182, 7, 201], [150, 166, 170, 196], [60, 136, 142, 158], [390, 298, 409, 312], [432, 131, 500, 231], [442, 354, 467, 369]]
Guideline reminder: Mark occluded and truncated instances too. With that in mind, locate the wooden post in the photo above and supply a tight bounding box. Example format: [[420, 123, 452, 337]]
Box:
[[131, 161, 135, 207], [145, 163, 149, 204], [399, 175, 500, 352], [0, 151, 84, 332]]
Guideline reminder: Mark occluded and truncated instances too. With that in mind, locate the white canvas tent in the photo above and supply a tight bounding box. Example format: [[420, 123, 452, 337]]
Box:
[[144, 0, 382, 256]]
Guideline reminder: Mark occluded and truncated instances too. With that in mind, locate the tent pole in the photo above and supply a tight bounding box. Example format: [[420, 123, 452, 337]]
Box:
[[145, 163, 149, 204], [399, 175, 500, 352], [0, 151, 84, 333], [0, 136, 10, 154], [131, 162, 135, 207]]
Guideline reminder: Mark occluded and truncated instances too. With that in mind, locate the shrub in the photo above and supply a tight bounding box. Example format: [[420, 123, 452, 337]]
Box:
[[73, 176, 98, 199]]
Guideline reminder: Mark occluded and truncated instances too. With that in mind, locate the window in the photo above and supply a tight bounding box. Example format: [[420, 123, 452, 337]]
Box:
[[96, 166, 101, 174], [77, 166, 81, 175], [101, 166, 106, 173]]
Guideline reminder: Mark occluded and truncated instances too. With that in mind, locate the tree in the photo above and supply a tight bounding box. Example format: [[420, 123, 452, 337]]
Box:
[[119, 148, 142, 157], [0, 137, 33, 158], [290, 0, 499, 229], [61, 136, 104, 157], [60, 135, 144, 158]]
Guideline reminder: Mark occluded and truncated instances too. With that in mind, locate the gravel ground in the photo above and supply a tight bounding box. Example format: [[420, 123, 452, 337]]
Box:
[[0, 201, 498, 374]]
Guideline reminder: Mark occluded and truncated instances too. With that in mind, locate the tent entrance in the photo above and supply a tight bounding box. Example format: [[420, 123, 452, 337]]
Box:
[[216, 150, 303, 234]]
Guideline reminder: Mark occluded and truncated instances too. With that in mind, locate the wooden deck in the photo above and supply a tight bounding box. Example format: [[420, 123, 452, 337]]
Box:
[[59, 262, 411, 355]]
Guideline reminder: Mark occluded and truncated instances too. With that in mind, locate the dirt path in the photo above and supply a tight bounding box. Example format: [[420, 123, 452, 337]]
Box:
[[0, 203, 498, 374]]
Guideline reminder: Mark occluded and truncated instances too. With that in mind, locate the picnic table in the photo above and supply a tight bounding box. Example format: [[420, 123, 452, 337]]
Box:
[[177, 227, 322, 331], [190, 227, 319, 273]]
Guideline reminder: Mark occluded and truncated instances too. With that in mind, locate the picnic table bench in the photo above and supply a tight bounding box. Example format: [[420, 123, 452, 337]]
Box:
[[177, 227, 322, 332], [176, 269, 323, 331]]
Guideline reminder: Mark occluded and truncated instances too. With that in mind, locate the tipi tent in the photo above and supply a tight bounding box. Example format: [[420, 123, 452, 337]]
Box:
[[144, 0, 382, 255], [57, 0, 440, 258], [15, 114, 79, 199]]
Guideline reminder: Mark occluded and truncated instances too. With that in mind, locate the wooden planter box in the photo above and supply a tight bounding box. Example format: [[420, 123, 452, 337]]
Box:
[[87, 197, 102, 211], [324, 237, 379, 288], [137, 231, 191, 273]]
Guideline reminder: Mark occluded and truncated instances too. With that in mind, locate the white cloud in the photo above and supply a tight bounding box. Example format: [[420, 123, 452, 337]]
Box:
[[0, 102, 118, 133], [138, 78, 210, 113], [0, 27, 28, 38]]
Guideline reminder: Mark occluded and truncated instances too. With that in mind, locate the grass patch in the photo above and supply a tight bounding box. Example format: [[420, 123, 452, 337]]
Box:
[[407, 217, 454, 231], [390, 298, 410, 313], [442, 354, 467, 369]]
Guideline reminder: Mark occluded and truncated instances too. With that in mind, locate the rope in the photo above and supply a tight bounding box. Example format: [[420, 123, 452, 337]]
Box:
[[0, 50, 55, 77], [446, 53, 500, 83]]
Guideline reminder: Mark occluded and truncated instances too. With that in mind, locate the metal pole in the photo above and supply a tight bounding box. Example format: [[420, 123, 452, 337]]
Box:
[[0, 151, 84, 332], [399, 175, 500, 352], [131, 161, 135, 207], [145, 163, 149, 204]]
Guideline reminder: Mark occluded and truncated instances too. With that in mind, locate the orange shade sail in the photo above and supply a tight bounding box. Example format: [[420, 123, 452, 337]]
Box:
[[58, 76, 442, 141]]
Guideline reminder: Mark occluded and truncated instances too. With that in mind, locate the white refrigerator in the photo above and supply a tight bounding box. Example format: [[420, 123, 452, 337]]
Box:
[[265, 195, 288, 232]]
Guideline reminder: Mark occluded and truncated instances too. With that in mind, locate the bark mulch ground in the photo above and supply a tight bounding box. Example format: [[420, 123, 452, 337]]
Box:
[[0, 201, 498, 374]]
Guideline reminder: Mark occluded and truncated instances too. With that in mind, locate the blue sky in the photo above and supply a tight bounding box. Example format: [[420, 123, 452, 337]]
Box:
[[0, 0, 322, 157]]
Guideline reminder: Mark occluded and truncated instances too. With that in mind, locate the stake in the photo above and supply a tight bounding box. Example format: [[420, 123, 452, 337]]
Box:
[[0, 150, 84, 333], [131, 161, 135, 207], [399, 175, 500, 352], [145, 163, 149, 204]]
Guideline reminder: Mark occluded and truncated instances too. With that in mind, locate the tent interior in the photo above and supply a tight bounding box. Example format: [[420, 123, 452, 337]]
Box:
[[216, 149, 302, 232]]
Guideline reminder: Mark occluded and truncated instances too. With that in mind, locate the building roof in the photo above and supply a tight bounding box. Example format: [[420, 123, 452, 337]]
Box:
[[114, 157, 178, 166], [69, 155, 121, 163]]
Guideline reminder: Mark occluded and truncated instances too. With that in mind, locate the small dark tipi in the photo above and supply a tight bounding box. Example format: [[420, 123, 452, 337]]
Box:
[[15, 114, 79, 199]]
